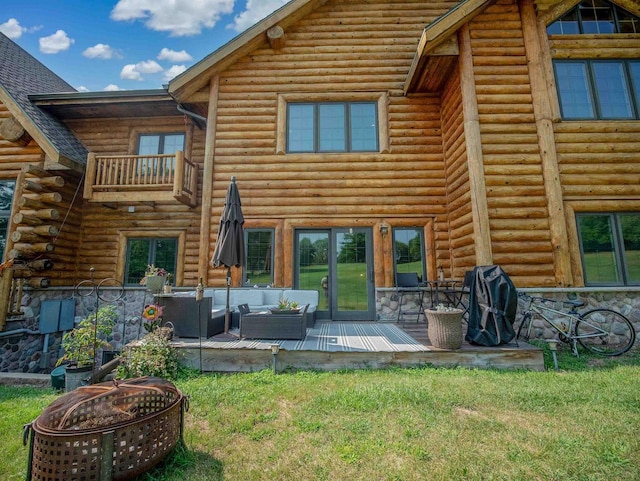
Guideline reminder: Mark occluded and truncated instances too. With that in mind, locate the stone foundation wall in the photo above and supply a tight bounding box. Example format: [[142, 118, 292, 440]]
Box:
[[377, 287, 640, 343], [0, 287, 157, 373]]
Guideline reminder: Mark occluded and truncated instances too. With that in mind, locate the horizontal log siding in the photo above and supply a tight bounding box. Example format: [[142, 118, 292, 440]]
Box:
[[470, 0, 556, 286], [548, 35, 640, 201], [441, 66, 475, 278], [208, 0, 458, 285], [66, 117, 206, 286]]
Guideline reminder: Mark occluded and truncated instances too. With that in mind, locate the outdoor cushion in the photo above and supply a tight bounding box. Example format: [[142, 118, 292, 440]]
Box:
[[229, 289, 263, 307], [283, 290, 318, 310], [262, 288, 284, 306]]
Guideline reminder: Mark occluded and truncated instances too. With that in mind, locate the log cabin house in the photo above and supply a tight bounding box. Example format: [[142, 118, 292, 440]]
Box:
[[0, 0, 639, 371]]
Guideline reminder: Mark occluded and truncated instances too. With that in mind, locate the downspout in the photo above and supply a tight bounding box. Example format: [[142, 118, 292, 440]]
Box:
[[176, 104, 207, 128], [0, 328, 40, 338]]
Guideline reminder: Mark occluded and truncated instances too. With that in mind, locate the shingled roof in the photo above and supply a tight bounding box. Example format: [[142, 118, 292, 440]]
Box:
[[0, 32, 87, 168]]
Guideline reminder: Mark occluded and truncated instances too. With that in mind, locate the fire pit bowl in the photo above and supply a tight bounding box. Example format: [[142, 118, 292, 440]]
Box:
[[24, 376, 188, 481]]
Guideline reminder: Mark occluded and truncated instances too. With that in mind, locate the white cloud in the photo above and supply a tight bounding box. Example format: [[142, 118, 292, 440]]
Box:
[[76, 86, 90, 92], [83, 43, 121, 59], [104, 84, 123, 91], [0, 18, 27, 39], [111, 0, 235, 36], [158, 47, 192, 63], [120, 60, 163, 81], [228, 0, 288, 33], [163, 64, 187, 81], [39, 30, 74, 54]]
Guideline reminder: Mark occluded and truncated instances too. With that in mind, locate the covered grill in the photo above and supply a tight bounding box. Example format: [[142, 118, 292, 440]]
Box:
[[24, 377, 187, 481]]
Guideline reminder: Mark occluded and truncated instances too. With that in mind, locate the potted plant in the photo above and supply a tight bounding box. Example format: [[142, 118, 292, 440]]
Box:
[[56, 304, 117, 391], [425, 303, 464, 349], [163, 273, 173, 294], [140, 264, 167, 292], [270, 298, 300, 314]]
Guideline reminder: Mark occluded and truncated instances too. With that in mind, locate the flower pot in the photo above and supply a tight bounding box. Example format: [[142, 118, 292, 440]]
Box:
[[163, 284, 172, 294], [146, 275, 165, 292], [64, 364, 93, 392], [426, 309, 464, 349]]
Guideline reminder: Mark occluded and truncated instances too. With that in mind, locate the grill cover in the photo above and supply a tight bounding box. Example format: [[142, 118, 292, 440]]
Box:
[[465, 265, 517, 346]]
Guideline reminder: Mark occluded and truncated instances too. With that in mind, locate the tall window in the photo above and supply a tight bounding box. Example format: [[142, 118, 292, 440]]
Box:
[[577, 213, 640, 286], [547, 0, 640, 34], [554, 60, 640, 119], [287, 102, 378, 153], [124, 238, 178, 285], [137, 133, 185, 155], [0, 180, 15, 257], [244, 229, 274, 286], [393, 228, 426, 281]]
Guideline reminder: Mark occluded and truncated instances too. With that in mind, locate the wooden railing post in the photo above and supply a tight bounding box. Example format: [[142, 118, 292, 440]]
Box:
[[83, 152, 97, 200], [173, 151, 185, 198]]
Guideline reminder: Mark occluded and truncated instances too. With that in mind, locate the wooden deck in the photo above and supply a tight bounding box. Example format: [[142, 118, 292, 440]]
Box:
[[172, 321, 544, 372]]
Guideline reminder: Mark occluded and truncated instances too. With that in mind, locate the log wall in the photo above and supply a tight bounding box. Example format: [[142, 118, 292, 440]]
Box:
[[440, 66, 475, 278], [469, 0, 556, 286], [66, 116, 207, 286], [0, 102, 45, 175], [208, 0, 459, 287]]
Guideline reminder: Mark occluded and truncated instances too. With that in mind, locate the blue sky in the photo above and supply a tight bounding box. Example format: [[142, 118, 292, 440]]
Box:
[[0, 0, 290, 92]]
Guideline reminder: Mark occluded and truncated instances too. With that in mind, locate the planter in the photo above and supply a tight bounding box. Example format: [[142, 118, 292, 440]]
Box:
[[426, 309, 464, 349], [64, 364, 93, 392], [269, 308, 301, 315], [146, 275, 165, 293]]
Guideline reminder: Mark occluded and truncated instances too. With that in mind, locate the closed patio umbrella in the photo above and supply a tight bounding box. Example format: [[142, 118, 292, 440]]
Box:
[[211, 176, 245, 334]]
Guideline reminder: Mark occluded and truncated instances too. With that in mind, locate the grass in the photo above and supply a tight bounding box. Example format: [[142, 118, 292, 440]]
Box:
[[2, 349, 639, 481]]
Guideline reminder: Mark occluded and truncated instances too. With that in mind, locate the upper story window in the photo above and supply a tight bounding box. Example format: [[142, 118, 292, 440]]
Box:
[[577, 213, 640, 286], [547, 0, 640, 34], [138, 133, 185, 155], [0, 180, 15, 257], [287, 102, 378, 153], [554, 59, 640, 119]]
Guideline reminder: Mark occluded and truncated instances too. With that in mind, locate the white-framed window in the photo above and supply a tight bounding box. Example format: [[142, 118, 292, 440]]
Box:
[[554, 60, 640, 119], [577, 212, 640, 286], [547, 0, 640, 34], [244, 229, 274, 286], [0, 180, 15, 257]]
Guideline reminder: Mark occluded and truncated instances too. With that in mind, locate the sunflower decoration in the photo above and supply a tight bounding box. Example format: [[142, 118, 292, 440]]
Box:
[[142, 304, 164, 332]]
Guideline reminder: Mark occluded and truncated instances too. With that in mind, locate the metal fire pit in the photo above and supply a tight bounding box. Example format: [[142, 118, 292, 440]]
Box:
[[24, 377, 188, 481]]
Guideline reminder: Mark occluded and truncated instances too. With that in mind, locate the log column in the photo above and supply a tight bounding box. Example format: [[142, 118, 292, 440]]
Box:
[[520, 0, 573, 287], [459, 26, 493, 266], [200, 75, 220, 284]]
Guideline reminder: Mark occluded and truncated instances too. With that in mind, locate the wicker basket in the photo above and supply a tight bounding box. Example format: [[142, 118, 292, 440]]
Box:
[[24, 377, 187, 481], [426, 309, 464, 349]]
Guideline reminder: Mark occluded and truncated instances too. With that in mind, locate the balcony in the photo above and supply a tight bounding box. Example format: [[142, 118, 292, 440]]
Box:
[[83, 151, 199, 207]]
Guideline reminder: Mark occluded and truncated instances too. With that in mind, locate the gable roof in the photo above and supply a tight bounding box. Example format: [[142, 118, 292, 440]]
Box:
[[168, 0, 330, 102], [0, 32, 87, 170]]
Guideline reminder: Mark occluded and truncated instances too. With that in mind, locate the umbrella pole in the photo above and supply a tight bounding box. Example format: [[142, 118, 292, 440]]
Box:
[[224, 267, 231, 333]]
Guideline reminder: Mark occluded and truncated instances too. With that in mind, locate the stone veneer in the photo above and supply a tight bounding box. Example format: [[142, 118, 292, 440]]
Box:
[[377, 286, 640, 343]]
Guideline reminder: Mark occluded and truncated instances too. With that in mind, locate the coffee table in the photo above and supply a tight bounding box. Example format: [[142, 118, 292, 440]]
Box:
[[239, 311, 306, 340]]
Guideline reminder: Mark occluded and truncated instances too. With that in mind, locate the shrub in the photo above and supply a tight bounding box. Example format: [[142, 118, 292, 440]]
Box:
[[117, 327, 179, 380]]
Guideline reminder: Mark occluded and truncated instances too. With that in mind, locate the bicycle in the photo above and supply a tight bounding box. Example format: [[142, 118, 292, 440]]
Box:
[[517, 292, 636, 356]]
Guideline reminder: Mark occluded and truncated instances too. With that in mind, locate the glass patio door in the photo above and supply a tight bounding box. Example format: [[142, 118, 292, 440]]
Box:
[[295, 228, 374, 321]]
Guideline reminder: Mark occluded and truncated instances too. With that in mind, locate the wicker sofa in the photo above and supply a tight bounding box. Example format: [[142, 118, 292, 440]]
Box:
[[165, 288, 319, 337]]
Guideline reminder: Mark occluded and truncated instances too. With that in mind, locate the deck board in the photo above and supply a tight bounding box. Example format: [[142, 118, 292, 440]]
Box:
[[172, 321, 544, 372]]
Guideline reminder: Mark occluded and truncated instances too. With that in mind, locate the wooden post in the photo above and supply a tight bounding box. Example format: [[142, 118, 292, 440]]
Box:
[[267, 25, 286, 50], [173, 151, 185, 198], [521, 0, 573, 287], [200, 76, 220, 284], [84, 152, 97, 200], [0, 270, 14, 329], [459, 26, 493, 266]]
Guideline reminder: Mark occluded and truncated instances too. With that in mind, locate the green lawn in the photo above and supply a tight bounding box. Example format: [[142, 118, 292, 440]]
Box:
[[3, 347, 639, 481]]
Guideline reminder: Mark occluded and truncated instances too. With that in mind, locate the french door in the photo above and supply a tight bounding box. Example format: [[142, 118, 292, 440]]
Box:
[[295, 228, 375, 321]]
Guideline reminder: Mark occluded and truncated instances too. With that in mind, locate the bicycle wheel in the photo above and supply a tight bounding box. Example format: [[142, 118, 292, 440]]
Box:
[[575, 309, 636, 356]]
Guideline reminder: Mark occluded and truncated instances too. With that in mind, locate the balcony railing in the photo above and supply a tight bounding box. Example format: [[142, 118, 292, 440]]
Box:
[[83, 151, 198, 207]]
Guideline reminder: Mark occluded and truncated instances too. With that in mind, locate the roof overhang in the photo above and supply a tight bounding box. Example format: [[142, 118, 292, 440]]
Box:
[[404, 0, 496, 94], [168, 0, 330, 102], [29, 89, 179, 120]]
